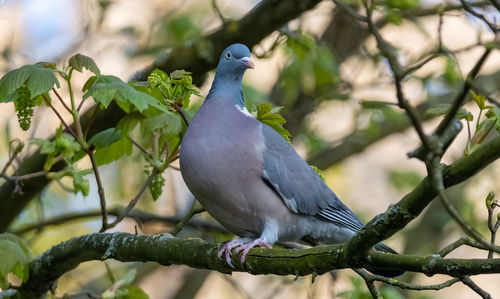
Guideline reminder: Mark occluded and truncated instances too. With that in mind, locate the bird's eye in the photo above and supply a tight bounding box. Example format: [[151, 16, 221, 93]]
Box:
[[225, 52, 232, 59]]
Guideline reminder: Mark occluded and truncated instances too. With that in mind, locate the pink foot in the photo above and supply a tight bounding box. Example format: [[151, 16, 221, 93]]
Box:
[[217, 237, 271, 268]]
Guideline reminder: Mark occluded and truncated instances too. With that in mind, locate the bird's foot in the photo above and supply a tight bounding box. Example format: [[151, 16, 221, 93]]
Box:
[[217, 237, 271, 268]]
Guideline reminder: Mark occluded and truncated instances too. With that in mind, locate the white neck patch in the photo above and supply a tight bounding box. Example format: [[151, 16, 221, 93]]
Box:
[[236, 105, 253, 118]]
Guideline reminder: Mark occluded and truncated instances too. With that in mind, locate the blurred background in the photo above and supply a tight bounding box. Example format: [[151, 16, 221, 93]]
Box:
[[0, 0, 499, 298]]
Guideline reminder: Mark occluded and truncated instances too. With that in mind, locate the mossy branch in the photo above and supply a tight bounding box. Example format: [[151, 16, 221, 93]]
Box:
[[344, 134, 500, 263], [18, 232, 500, 298]]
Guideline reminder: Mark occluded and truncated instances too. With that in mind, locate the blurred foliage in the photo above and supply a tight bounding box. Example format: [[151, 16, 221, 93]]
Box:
[[0, 0, 499, 297], [338, 275, 405, 299], [0, 233, 32, 290], [388, 169, 423, 191], [278, 31, 340, 106]]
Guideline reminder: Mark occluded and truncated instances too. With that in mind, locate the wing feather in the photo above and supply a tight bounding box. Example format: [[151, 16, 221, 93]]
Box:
[[260, 124, 364, 232]]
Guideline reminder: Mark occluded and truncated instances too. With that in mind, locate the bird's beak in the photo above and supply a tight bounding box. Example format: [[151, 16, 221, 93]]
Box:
[[240, 57, 254, 69]]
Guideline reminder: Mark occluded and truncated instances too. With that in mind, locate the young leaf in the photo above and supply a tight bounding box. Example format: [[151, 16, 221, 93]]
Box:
[[252, 103, 291, 142], [147, 69, 168, 88], [68, 53, 101, 75], [0, 64, 60, 102], [470, 90, 486, 110], [140, 112, 182, 136], [83, 75, 166, 112]]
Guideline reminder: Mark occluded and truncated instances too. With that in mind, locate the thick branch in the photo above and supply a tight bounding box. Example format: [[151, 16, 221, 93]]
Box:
[[132, 0, 322, 83], [19, 232, 500, 297], [344, 134, 500, 262]]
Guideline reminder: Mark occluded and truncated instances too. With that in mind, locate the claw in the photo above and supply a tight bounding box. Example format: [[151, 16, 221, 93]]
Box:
[[217, 237, 272, 268]]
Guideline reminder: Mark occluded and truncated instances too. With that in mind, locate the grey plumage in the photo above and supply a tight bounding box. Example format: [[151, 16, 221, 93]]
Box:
[[179, 43, 402, 277]]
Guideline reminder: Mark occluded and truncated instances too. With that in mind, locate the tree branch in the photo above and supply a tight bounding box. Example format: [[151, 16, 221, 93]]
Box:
[[344, 134, 500, 263], [18, 232, 500, 297], [9, 206, 225, 235]]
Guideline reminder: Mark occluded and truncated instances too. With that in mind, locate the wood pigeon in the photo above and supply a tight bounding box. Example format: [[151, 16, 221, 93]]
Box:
[[179, 43, 402, 276]]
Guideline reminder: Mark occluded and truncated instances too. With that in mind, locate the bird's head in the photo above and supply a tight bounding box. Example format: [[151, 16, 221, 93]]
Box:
[[214, 43, 254, 79]]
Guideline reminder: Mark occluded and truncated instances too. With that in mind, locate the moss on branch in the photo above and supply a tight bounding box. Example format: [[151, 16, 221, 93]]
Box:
[[19, 232, 500, 298]]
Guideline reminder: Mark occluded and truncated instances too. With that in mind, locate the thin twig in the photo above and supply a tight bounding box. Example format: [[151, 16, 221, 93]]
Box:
[[0, 140, 22, 177], [435, 48, 492, 135], [459, 276, 492, 299], [439, 237, 489, 257], [401, 52, 442, 78], [172, 199, 205, 236], [354, 268, 460, 291], [52, 88, 72, 113], [331, 0, 367, 22], [169, 164, 180, 171], [426, 157, 500, 255], [105, 169, 159, 230], [129, 137, 153, 160], [2, 170, 48, 181], [460, 0, 498, 33], [178, 107, 190, 126], [212, 0, 228, 25], [10, 206, 225, 235], [88, 148, 108, 232], [43, 95, 78, 138], [82, 105, 100, 139], [353, 269, 381, 298], [364, 3, 431, 150], [77, 97, 87, 112]]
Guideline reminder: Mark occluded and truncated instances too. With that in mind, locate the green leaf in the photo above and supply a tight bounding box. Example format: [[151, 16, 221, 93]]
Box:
[[252, 103, 291, 142], [0, 64, 60, 102], [88, 128, 122, 148], [117, 112, 144, 135], [83, 75, 165, 112], [140, 111, 182, 136], [425, 104, 451, 117], [425, 103, 471, 120], [386, 10, 403, 25], [470, 90, 486, 110], [0, 233, 32, 287], [386, 0, 419, 9], [443, 57, 460, 86], [102, 269, 145, 298], [68, 165, 91, 196], [147, 69, 168, 88], [82, 75, 98, 92], [121, 285, 149, 299], [94, 137, 133, 165], [68, 53, 101, 75]]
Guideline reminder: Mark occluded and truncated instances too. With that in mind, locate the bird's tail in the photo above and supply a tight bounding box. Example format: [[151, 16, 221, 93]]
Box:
[[364, 243, 404, 277]]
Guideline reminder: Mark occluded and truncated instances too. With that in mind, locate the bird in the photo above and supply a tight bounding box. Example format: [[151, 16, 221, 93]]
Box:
[[179, 43, 402, 277]]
